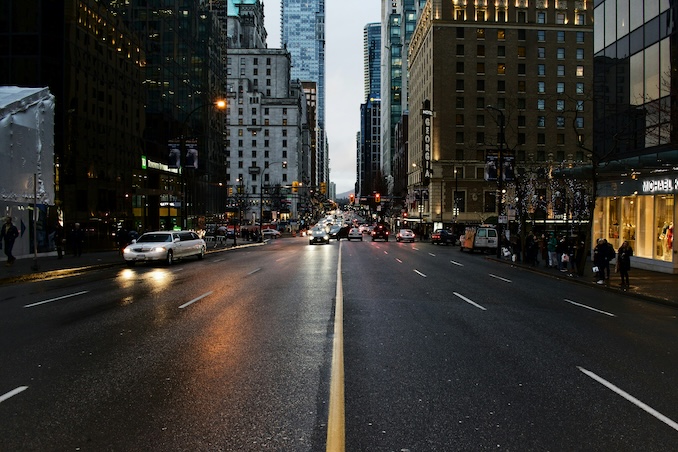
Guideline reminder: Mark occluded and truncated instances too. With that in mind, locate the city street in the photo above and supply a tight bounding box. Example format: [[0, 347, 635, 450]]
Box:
[[1, 237, 677, 450]]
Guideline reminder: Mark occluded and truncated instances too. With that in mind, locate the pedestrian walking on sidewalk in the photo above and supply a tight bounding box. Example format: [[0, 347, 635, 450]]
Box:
[[0, 217, 19, 265], [593, 239, 607, 284], [547, 232, 558, 268], [54, 223, 65, 259], [617, 241, 633, 289]]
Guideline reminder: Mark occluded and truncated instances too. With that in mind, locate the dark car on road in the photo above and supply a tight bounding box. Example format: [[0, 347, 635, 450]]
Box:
[[371, 223, 390, 241], [431, 229, 455, 245], [329, 225, 350, 241]]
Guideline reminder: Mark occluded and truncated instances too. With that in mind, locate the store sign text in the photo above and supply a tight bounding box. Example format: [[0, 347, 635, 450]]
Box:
[[642, 178, 678, 194], [422, 109, 433, 186]]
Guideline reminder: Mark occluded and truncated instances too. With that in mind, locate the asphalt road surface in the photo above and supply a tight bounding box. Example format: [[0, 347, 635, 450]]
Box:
[[1, 236, 677, 451]]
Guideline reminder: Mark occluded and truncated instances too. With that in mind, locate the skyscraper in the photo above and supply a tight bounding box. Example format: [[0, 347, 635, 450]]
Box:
[[281, 0, 327, 189], [364, 23, 381, 102]]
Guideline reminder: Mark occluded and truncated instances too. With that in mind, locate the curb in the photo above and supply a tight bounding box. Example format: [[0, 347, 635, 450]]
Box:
[[489, 256, 678, 309]]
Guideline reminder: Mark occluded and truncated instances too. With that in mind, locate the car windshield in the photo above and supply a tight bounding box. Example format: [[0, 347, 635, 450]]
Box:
[[137, 233, 172, 243]]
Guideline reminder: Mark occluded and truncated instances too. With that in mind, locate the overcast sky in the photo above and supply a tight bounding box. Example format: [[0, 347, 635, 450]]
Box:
[[264, 1, 381, 196]]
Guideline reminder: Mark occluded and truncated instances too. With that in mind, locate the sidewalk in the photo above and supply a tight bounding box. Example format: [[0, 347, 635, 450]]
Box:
[[0, 239, 262, 286], [492, 255, 678, 308]]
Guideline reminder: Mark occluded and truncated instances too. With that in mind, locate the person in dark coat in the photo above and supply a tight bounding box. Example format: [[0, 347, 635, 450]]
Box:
[[54, 223, 65, 259], [617, 241, 633, 289], [70, 223, 84, 257], [0, 217, 19, 265], [593, 239, 607, 284]]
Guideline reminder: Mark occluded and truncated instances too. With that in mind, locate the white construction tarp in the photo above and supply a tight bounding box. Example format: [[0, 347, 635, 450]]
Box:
[[0, 86, 55, 205]]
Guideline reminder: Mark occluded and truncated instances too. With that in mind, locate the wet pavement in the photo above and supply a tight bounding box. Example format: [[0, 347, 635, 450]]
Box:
[[1, 241, 677, 309]]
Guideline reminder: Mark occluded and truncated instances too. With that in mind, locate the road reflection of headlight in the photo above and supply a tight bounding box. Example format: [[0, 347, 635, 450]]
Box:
[[149, 269, 170, 289], [119, 269, 136, 280]]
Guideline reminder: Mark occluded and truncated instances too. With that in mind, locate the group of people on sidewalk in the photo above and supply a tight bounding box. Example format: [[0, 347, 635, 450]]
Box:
[[510, 231, 634, 289], [593, 238, 633, 289]]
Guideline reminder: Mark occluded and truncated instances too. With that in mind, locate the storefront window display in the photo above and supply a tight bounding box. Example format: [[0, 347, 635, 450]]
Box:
[[655, 195, 674, 262], [597, 194, 673, 261]]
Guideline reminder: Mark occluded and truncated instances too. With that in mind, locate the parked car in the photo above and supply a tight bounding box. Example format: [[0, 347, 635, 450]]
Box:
[[460, 226, 498, 253], [347, 227, 363, 241], [123, 231, 205, 266], [329, 224, 350, 240], [431, 229, 455, 245], [396, 228, 416, 242], [309, 226, 330, 245], [371, 223, 390, 241], [261, 228, 281, 239]]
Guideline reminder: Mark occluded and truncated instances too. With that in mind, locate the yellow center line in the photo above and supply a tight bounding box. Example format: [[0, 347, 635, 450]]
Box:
[[326, 242, 345, 451]]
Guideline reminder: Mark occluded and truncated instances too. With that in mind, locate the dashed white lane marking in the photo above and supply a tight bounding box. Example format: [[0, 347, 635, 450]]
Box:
[[453, 292, 487, 311], [414, 270, 427, 278], [0, 386, 28, 403], [489, 274, 512, 283], [247, 268, 262, 276], [578, 367, 678, 432], [24, 291, 89, 308], [395, 258, 403, 263], [429, 253, 436, 257], [450, 260, 464, 266], [565, 299, 616, 317], [179, 291, 213, 309]]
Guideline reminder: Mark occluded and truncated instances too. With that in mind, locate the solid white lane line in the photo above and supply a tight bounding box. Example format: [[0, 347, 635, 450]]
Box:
[[428, 253, 436, 257], [414, 270, 427, 278], [248, 268, 262, 276], [578, 367, 678, 432], [24, 291, 89, 308], [489, 274, 512, 283], [565, 299, 616, 317], [0, 386, 28, 403], [453, 292, 487, 311], [395, 258, 403, 263], [179, 291, 213, 309], [450, 260, 464, 267]]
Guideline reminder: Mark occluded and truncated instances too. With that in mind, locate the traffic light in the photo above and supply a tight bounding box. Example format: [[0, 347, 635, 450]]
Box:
[[292, 181, 299, 193], [228, 186, 233, 196], [349, 194, 355, 204], [375, 193, 381, 203], [320, 182, 327, 194]]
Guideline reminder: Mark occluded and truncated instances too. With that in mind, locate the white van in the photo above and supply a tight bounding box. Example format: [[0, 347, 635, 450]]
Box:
[[460, 226, 498, 253]]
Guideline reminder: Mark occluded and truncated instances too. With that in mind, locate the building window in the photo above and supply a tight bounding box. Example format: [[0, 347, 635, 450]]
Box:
[[537, 12, 546, 24], [556, 116, 565, 128], [556, 13, 566, 24], [497, 63, 506, 75], [476, 97, 485, 109], [456, 114, 465, 125], [456, 131, 465, 143], [575, 117, 584, 128], [518, 80, 526, 92], [484, 191, 496, 213], [456, 79, 465, 91], [457, 28, 465, 38], [538, 81, 546, 93], [477, 114, 485, 126], [576, 100, 584, 111], [476, 28, 485, 39], [456, 97, 464, 108], [557, 134, 565, 145], [557, 31, 565, 42], [537, 116, 546, 127], [477, 62, 486, 74], [576, 31, 585, 43], [518, 133, 526, 144], [538, 133, 546, 145], [576, 48, 585, 60], [497, 29, 505, 40], [477, 45, 485, 57], [556, 100, 565, 111], [537, 30, 545, 41], [476, 132, 485, 144], [558, 65, 565, 76], [456, 62, 464, 73], [537, 64, 546, 76], [456, 44, 464, 56], [517, 46, 526, 58], [576, 82, 584, 94], [557, 82, 565, 93], [576, 66, 584, 77], [518, 116, 526, 127], [498, 80, 506, 92], [518, 11, 527, 23], [557, 48, 565, 59], [537, 47, 545, 58], [537, 99, 545, 110], [477, 80, 485, 91], [576, 13, 586, 25], [498, 46, 506, 57], [518, 63, 526, 75]]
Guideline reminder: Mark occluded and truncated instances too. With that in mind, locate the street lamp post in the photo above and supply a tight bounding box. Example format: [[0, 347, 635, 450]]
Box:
[[486, 105, 505, 258], [453, 168, 459, 223], [179, 99, 226, 229]]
